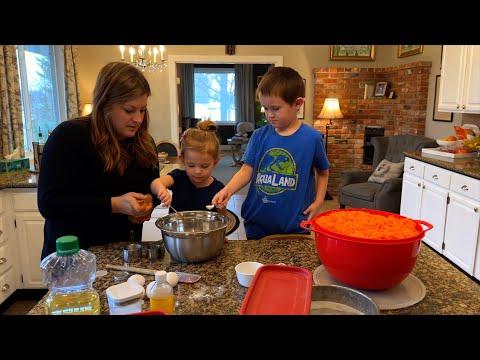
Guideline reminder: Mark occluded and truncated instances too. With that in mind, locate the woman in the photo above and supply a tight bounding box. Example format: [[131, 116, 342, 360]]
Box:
[[39, 62, 160, 259]]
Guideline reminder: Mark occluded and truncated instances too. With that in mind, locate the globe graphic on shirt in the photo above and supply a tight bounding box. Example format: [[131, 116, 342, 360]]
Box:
[[256, 148, 298, 195]]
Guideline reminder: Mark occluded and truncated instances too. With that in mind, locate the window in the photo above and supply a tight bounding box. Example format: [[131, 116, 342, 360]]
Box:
[[17, 45, 66, 153], [194, 67, 235, 123]]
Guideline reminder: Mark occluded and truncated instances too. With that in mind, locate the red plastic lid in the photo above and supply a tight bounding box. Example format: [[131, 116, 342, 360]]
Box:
[[130, 311, 165, 316], [240, 264, 312, 315]]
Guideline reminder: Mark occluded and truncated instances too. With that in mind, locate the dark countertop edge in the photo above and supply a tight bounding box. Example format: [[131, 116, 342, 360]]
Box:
[[404, 152, 480, 180], [0, 183, 38, 190]]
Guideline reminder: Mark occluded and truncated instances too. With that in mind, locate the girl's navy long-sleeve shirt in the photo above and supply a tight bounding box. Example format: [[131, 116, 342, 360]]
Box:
[[38, 118, 159, 259]]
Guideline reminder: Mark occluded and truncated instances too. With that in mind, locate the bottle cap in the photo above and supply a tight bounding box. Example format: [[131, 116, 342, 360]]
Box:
[[56, 235, 80, 256], [155, 270, 167, 282]]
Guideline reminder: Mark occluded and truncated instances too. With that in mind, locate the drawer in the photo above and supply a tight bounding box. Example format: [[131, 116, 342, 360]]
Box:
[[424, 164, 451, 189], [404, 157, 425, 178], [13, 191, 39, 211], [450, 173, 480, 201], [0, 240, 14, 276], [0, 267, 16, 305]]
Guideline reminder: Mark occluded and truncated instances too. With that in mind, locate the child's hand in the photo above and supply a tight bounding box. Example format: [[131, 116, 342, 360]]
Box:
[[304, 200, 324, 220], [212, 188, 232, 209], [157, 186, 172, 207]]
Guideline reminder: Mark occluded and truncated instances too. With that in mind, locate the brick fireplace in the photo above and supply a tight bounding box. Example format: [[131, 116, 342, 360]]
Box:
[[313, 61, 432, 196]]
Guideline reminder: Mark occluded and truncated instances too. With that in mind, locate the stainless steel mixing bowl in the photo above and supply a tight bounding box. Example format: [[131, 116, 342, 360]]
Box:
[[310, 285, 379, 315], [155, 211, 228, 263]]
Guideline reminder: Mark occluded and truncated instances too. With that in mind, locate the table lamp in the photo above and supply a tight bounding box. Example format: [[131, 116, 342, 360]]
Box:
[[82, 103, 93, 116], [317, 98, 343, 200]]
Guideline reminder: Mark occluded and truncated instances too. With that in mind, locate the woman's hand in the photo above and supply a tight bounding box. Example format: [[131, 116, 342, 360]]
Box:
[[112, 192, 153, 217], [127, 194, 154, 223], [303, 200, 324, 220], [212, 187, 233, 209]]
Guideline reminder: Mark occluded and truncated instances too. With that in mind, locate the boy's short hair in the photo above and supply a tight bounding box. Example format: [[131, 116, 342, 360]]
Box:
[[257, 67, 305, 104]]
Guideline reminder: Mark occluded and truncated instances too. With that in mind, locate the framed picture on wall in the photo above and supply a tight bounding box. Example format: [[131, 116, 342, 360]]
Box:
[[330, 45, 375, 61], [433, 75, 453, 122], [397, 45, 424, 58], [297, 79, 306, 119]]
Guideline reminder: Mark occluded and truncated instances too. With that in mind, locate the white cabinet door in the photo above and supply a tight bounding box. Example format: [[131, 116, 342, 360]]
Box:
[[419, 181, 448, 253], [439, 45, 467, 112], [15, 212, 46, 289], [400, 173, 423, 219], [462, 45, 480, 113], [443, 192, 480, 275]]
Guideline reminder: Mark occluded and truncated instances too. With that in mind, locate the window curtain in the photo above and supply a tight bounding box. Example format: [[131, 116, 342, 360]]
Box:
[[0, 45, 24, 158], [234, 64, 254, 126], [178, 63, 194, 118], [64, 45, 82, 120]]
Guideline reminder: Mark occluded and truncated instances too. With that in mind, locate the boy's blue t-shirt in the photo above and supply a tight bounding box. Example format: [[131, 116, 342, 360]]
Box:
[[168, 169, 224, 212], [241, 123, 329, 239]]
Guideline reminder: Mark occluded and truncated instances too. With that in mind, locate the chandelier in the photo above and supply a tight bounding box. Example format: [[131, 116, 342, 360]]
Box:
[[119, 45, 167, 72]]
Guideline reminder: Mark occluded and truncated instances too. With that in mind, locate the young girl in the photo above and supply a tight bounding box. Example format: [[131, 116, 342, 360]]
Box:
[[151, 120, 225, 213]]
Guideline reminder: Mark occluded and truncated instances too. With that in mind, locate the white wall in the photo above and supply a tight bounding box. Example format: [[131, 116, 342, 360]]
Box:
[[76, 45, 480, 143]]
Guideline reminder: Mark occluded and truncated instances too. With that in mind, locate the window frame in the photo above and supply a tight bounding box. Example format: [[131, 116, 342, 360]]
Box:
[[16, 45, 67, 154]]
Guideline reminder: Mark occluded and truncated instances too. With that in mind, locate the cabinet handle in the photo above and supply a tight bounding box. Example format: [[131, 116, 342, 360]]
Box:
[[409, 166, 415, 171], [417, 183, 421, 187], [456, 104, 460, 109], [422, 184, 426, 189], [1, 284, 10, 292], [462, 105, 466, 110], [0, 257, 6, 265], [475, 208, 478, 213], [461, 185, 469, 191], [432, 174, 439, 180]]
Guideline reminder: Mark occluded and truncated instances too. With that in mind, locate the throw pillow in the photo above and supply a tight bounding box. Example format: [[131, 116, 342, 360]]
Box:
[[368, 159, 404, 184]]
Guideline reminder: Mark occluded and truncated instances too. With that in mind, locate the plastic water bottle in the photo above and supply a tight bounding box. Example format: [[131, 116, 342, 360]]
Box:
[[147, 270, 174, 314], [40, 235, 100, 315]]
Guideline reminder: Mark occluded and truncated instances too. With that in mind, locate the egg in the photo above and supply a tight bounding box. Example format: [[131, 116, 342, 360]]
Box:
[[166, 272, 179, 287], [128, 274, 146, 287]]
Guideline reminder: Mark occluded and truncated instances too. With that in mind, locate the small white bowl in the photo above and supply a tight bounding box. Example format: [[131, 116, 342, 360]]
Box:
[[235, 261, 263, 287], [436, 139, 457, 147]]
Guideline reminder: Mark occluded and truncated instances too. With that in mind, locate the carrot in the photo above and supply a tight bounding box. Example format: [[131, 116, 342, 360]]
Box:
[[314, 210, 420, 240]]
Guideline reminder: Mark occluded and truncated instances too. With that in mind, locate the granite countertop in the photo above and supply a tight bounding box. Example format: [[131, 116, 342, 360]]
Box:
[[29, 237, 480, 315], [0, 170, 38, 190], [404, 151, 480, 180]]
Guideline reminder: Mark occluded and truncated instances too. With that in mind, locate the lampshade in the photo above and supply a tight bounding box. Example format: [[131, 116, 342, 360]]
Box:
[[260, 106, 265, 113], [82, 103, 93, 116], [318, 98, 343, 119]]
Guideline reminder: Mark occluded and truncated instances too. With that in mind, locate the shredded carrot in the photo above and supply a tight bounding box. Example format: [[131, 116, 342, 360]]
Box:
[[314, 210, 421, 240]]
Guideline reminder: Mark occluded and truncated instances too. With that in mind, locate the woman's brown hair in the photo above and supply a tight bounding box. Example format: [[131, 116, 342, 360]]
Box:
[[181, 120, 220, 161], [88, 62, 158, 175], [256, 66, 305, 104]]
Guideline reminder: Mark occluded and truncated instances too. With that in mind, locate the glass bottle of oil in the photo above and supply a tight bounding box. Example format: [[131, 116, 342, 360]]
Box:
[[41, 235, 100, 315], [147, 270, 174, 314]]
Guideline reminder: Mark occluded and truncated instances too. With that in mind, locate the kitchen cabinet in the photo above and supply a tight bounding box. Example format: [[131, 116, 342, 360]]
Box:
[[438, 45, 480, 113], [10, 189, 46, 289], [400, 172, 423, 219], [443, 192, 479, 274], [0, 191, 18, 305], [401, 165, 448, 253], [401, 157, 480, 278]]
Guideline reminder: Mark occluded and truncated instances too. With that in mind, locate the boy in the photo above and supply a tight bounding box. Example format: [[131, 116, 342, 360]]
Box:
[[212, 67, 329, 239]]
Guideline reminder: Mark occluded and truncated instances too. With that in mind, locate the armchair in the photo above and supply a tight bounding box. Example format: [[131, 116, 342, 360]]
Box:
[[338, 135, 436, 213]]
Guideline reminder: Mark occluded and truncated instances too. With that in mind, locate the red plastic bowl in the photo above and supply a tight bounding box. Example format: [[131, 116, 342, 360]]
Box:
[[300, 209, 433, 290]]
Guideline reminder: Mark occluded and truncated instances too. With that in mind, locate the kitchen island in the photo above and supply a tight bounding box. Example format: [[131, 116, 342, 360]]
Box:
[[28, 237, 480, 315]]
